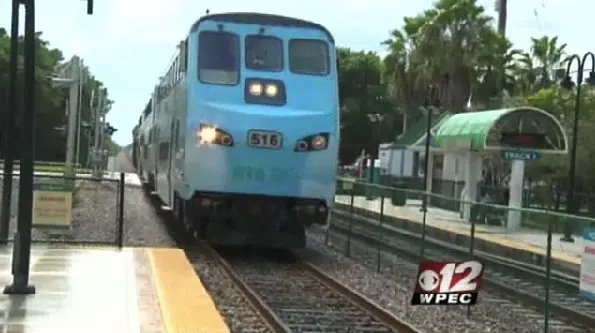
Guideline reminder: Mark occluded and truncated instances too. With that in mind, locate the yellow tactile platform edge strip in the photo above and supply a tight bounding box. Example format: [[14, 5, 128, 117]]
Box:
[[148, 248, 230, 333]]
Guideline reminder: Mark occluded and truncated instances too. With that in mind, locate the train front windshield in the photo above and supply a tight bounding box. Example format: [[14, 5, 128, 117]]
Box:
[[289, 39, 329, 76], [198, 31, 240, 85], [245, 35, 283, 71]]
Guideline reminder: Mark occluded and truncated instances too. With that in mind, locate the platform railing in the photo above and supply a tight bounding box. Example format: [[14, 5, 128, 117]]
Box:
[[0, 172, 126, 248], [330, 177, 594, 333]]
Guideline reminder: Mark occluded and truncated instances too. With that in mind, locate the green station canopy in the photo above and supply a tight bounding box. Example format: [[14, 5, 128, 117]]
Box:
[[434, 107, 568, 152]]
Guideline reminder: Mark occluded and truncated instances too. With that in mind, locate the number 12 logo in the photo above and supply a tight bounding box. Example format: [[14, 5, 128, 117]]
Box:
[[415, 260, 484, 293]]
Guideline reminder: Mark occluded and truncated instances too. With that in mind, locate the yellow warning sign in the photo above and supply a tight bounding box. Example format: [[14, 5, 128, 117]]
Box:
[[32, 182, 73, 228]]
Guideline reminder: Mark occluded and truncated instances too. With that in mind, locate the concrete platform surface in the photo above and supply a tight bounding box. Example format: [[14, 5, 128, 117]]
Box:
[[334, 195, 582, 273], [0, 245, 228, 333]]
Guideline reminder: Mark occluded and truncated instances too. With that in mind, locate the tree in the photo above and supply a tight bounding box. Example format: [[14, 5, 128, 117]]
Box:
[[383, 0, 501, 122], [337, 48, 395, 164], [0, 29, 114, 165]]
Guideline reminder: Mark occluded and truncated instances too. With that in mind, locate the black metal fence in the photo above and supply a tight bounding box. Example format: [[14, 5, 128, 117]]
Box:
[[0, 172, 126, 248]]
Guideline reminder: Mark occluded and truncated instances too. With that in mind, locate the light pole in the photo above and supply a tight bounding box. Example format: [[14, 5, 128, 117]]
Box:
[[4, 0, 95, 295], [4, 0, 37, 295], [559, 53, 595, 242], [420, 75, 449, 258], [0, 0, 21, 244]]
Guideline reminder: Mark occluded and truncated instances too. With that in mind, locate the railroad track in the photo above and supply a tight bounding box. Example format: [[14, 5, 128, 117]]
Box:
[[139, 174, 421, 333], [198, 242, 422, 333], [331, 207, 595, 332]]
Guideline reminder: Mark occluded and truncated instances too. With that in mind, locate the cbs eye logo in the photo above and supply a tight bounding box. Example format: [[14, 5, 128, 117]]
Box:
[[418, 269, 440, 292], [416, 260, 484, 293]]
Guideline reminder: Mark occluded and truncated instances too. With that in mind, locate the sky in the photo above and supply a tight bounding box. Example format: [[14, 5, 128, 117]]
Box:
[[0, 0, 593, 146]]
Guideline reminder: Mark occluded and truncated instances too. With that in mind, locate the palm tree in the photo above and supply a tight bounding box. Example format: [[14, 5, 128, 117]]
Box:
[[383, 0, 503, 116], [517, 36, 567, 93], [472, 35, 524, 109], [382, 29, 424, 130]]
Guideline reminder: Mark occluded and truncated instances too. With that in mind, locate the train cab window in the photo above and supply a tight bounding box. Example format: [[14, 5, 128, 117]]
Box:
[[289, 39, 329, 75], [245, 35, 283, 71], [198, 31, 240, 85]]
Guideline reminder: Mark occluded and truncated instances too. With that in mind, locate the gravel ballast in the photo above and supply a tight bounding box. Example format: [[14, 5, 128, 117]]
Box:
[[0, 175, 175, 247], [302, 226, 580, 333], [187, 249, 273, 333]]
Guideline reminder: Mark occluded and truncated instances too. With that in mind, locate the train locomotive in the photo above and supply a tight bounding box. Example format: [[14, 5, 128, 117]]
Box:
[[132, 12, 339, 248]]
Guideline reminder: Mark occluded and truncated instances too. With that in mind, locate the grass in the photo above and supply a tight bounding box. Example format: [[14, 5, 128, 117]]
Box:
[[0, 160, 92, 174]]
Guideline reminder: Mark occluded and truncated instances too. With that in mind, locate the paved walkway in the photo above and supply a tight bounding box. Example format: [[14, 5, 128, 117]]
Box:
[[0, 246, 140, 332], [335, 195, 583, 265]]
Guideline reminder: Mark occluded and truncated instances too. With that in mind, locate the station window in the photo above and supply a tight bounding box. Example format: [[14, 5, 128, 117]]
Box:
[[289, 39, 330, 76], [245, 35, 283, 71], [198, 31, 240, 85]]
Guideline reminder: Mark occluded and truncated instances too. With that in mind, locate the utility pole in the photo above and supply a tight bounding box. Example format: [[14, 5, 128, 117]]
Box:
[[51, 56, 82, 175], [75, 63, 86, 168], [496, 0, 508, 35], [495, 0, 508, 106], [86, 89, 95, 167], [92, 89, 105, 177], [64, 56, 81, 175]]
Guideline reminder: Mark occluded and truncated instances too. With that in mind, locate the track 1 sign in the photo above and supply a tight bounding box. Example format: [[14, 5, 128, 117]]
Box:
[[501, 150, 541, 161]]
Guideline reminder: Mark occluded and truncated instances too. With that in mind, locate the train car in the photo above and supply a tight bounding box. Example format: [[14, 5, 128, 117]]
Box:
[[138, 100, 156, 182], [131, 116, 142, 169], [140, 12, 339, 248]]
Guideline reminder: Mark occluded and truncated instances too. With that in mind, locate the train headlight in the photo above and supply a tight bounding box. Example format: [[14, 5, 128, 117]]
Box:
[[294, 133, 330, 152], [245, 78, 286, 106], [198, 126, 218, 143], [248, 82, 263, 96], [265, 84, 278, 97], [311, 135, 327, 150], [197, 124, 234, 147]]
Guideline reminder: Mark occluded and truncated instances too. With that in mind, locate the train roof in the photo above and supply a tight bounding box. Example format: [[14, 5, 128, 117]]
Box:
[[190, 12, 334, 44], [142, 99, 152, 118]]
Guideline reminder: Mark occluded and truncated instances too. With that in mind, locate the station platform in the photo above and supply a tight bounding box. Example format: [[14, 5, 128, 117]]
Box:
[[334, 195, 582, 274], [0, 245, 228, 333]]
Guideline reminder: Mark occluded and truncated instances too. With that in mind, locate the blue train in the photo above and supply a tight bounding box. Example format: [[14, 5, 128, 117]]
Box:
[[132, 12, 339, 248]]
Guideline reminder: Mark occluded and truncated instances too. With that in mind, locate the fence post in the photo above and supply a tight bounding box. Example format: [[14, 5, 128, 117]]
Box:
[[376, 195, 385, 273], [420, 191, 428, 259], [324, 209, 331, 246], [467, 199, 478, 319], [326, 178, 340, 246], [543, 216, 554, 333], [117, 172, 125, 249], [346, 189, 355, 257]]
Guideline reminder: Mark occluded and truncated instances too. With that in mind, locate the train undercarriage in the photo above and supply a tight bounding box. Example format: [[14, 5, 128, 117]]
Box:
[[176, 192, 329, 248], [144, 173, 329, 249]]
